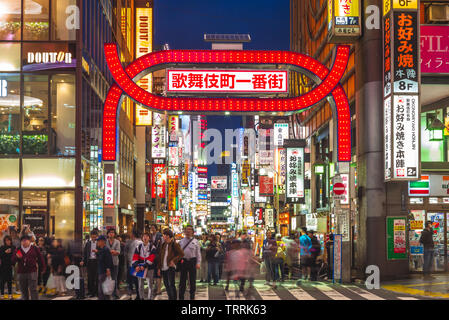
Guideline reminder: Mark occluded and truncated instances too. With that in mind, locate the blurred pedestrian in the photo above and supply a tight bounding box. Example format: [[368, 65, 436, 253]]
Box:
[[262, 231, 277, 286], [199, 234, 208, 282], [36, 237, 49, 294], [11, 235, 45, 300], [150, 224, 163, 296], [206, 234, 222, 286], [48, 239, 67, 296], [157, 229, 184, 300], [124, 231, 141, 299], [0, 236, 14, 299], [273, 234, 286, 283], [308, 231, 321, 281], [178, 225, 201, 300], [420, 221, 435, 280], [299, 227, 312, 280]]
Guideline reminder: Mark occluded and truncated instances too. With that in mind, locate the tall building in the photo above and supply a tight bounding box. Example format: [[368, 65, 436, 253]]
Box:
[[0, 0, 136, 249]]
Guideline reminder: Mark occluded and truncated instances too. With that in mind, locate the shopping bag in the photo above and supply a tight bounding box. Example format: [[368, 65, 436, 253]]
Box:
[[46, 273, 56, 290], [102, 276, 115, 296], [130, 264, 148, 278]]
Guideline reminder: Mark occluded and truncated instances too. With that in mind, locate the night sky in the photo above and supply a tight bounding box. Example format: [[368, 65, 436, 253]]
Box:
[[154, 0, 290, 51]]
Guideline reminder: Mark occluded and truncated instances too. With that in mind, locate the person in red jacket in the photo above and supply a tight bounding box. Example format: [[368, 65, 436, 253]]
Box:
[[11, 235, 46, 300], [132, 232, 157, 300]]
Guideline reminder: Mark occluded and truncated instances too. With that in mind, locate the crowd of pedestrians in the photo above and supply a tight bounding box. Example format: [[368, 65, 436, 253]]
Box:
[[0, 223, 339, 300]]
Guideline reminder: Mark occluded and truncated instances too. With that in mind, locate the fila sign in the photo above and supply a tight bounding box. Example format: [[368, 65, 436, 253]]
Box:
[[102, 44, 352, 162]]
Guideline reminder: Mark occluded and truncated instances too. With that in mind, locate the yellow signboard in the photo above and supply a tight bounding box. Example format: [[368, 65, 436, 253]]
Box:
[[384, 0, 391, 16], [335, 0, 359, 17], [393, 0, 418, 10], [136, 7, 153, 93], [136, 105, 152, 126], [410, 220, 423, 230]]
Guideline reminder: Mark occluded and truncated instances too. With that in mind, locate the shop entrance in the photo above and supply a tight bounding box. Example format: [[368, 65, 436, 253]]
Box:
[[409, 210, 448, 273]]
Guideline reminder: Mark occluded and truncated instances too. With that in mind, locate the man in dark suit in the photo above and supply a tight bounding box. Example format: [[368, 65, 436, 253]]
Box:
[[80, 229, 99, 297]]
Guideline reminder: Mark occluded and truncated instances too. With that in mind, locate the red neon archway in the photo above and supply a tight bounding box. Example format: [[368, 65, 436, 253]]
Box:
[[103, 44, 351, 162]]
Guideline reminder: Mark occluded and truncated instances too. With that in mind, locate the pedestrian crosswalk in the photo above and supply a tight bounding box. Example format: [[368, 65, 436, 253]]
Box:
[[40, 280, 426, 301]]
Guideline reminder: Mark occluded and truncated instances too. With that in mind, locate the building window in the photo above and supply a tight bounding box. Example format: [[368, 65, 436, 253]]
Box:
[[0, 190, 19, 239], [22, 158, 75, 188], [0, 74, 21, 154], [0, 0, 22, 40], [23, 74, 49, 155], [50, 74, 75, 155], [50, 191, 74, 241], [0, 159, 20, 187], [51, 0, 76, 41], [23, 0, 50, 41], [0, 43, 21, 72]]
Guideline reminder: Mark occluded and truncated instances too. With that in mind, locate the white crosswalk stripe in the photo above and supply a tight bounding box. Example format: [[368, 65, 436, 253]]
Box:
[[253, 286, 281, 300], [398, 297, 418, 300], [195, 285, 209, 300], [52, 295, 74, 300], [342, 285, 385, 300], [314, 283, 351, 300], [287, 287, 317, 300]]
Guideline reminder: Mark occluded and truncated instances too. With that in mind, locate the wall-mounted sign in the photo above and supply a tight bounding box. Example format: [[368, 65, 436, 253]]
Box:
[[152, 113, 166, 158], [259, 150, 274, 165], [211, 176, 227, 190], [27, 52, 72, 65], [274, 123, 289, 146], [387, 216, 407, 260], [167, 70, 288, 93], [255, 208, 264, 225], [421, 26, 449, 74], [275, 148, 287, 189], [265, 208, 274, 229], [151, 164, 166, 199], [408, 175, 430, 196], [104, 173, 114, 205], [0, 80, 7, 97], [259, 176, 274, 196], [136, 105, 152, 126], [328, 0, 362, 43], [168, 115, 179, 142], [136, 7, 153, 93], [168, 178, 178, 211], [286, 148, 305, 199], [169, 147, 179, 167], [232, 168, 239, 198]]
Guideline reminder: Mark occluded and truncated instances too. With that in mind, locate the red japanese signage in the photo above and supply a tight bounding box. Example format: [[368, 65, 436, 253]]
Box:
[[168, 178, 178, 211], [102, 44, 352, 163], [151, 164, 166, 198], [167, 70, 288, 93], [259, 176, 274, 196], [421, 26, 449, 74]]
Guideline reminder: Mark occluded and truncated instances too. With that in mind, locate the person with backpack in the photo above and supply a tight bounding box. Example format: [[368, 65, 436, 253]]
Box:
[[420, 221, 435, 280], [11, 235, 46, 300], [272, 234, 286, 283], [299, 227, 312, 281], [308, 231, 321, 281], [132, 232, 158, 300]]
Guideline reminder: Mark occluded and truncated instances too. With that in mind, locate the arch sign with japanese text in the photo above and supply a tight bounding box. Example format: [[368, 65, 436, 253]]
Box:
[[103, 43, 352, 162]]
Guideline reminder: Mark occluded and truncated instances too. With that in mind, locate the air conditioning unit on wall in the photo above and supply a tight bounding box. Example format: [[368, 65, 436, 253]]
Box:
[[428, 4, 449, 22]]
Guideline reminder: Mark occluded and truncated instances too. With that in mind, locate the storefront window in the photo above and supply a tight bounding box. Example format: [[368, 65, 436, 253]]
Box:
[[0, 43, 21, 72], [0, 0, 21, 40], [50, 191, 74, 241], [51, 0, 76, 41], [22, 191, 47, 237], [23, 42, 75, 72], [23, 75, 49, 155], [0, 159, 19, 187], [50, 74, 75, 156], [0, 191, 19, 239], [23, 0, 50, 40], [0, 74, 20, 154], [22, 158, 75, 188], [421, 110, 445, 162]]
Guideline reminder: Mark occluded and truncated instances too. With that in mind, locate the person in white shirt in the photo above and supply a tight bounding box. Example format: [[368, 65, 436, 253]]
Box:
[[178, 225, 201, 300], [80, 230, 99, 297]]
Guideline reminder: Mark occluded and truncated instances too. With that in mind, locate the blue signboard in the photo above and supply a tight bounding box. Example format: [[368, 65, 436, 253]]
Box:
[[410, 246, 423, 255]]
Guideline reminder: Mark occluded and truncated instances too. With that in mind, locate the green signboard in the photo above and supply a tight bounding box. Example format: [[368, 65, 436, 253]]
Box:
[[386, 216, 407, 260]]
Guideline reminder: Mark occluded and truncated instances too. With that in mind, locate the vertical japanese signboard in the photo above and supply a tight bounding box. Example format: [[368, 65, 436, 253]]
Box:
[[136, 105, 152, 126], [259, 176, 274, 196], [273, 123, 289, 146], [152, 113, 166, 158], [168, 178, 178, 211], [386, 216, 407, 260], [286, 148, 305, 201], [135, 6, 153, 93], [265, 208, 274, 229], [168, 115, 179, 142], [275, 148, 287, 193], [151, 164, 166, 199], [104, 173, 114, 205], [383, 0, 420, 181], [328, 0, 362, 43]]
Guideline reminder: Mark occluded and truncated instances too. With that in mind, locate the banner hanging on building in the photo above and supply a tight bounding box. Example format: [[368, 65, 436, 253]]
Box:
[[136, 6, 153, 93], [259, 176, 274, 196], [328, 0, 362, 43], [273, 123, 289, 146], [168, 115, 179, 142], [151, 164, 166, 199], [168, 178, 178, 211], [286, 147, 305, 199], [152, 113, 166, 158]]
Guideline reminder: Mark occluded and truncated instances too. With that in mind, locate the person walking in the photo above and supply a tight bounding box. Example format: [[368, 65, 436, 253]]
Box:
[[262, 231, 277, 286], [11, 235, 45, 300], [117, 235, 126, 288], [205, 234, 222, 286], [96, 235, 113, 300], [284, 233, 301, 281], [178, 225, 201, 300], [106, 229, 121, 299], [132, 232, 158, 300], [299, 227, 312, 281], [325, 234, 334, 280], [157, 229, 184, 300], [80, 229, 99, 297], [36, 237, 50, 295], [199, 234, 208, 282], [308, 231, 321, 281], [149, 224, 163, 296], [0, 236, 14, 299], [420, 221, 435, 280], [124, 231, 141, 299], [273, 234, 286, 283], [48, 239, 67, 296]]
